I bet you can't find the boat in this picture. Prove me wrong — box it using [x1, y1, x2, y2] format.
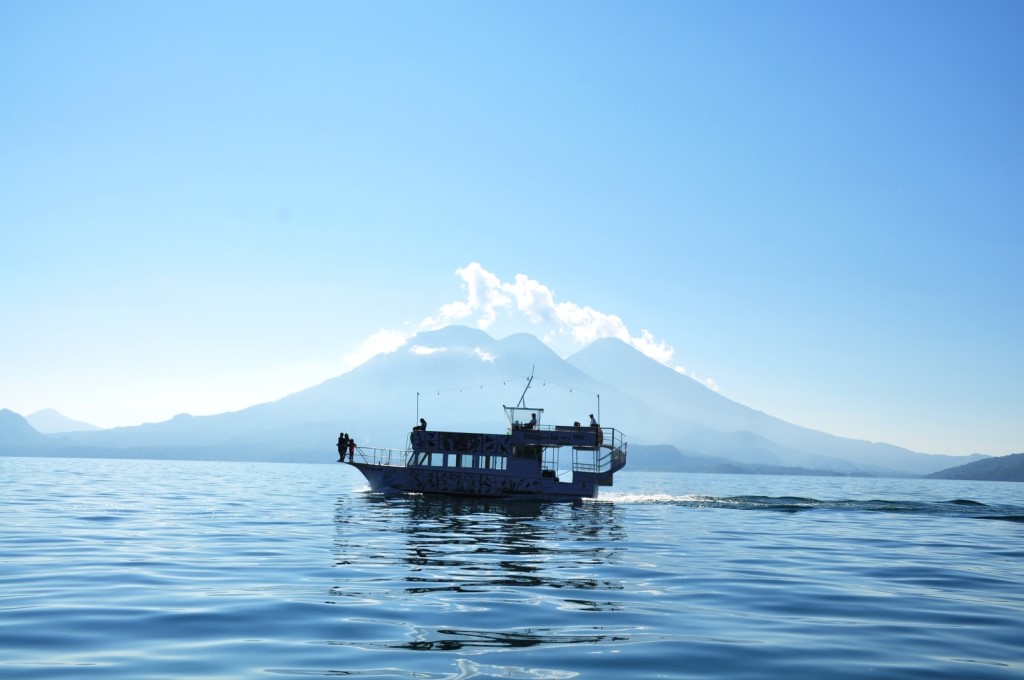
[337, 376, 627, 500]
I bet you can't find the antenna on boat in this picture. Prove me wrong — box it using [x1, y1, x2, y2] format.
[516, 367, 535, 408]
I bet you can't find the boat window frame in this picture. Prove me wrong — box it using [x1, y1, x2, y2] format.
[480, 454, 507, 471]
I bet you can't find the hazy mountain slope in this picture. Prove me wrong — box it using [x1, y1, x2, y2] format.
[59, 326, 630, 454]
[567, 337, 979, 475]
[26, 409, 100, 433]
[927, 452, 1024, 481]
[0, 409, 51, 446]
[66, 327, 822, 470]
[12, 325, 986, 475]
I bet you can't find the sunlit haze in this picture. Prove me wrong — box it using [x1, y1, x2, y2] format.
[2, 2, 1021, 456]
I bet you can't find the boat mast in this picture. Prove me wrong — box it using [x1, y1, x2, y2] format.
[516, 367, 535, 408]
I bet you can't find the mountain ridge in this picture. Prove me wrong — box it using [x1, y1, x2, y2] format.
[26, 408, 100, 434]
[926, 452, 1024, 482]
[566, 337, 981, 475]
[0, 326, 991, 475]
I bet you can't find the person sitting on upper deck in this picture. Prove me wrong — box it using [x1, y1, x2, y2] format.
[525, 413, 538, 429]
[412, 418, 427, 432]
[589, 413, 598, 427]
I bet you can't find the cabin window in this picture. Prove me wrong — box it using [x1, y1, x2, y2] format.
[456, 453, 474, 468]
[480, 455, 507, 471]
[512, 445, 541, 461]
[430, 452, 446, 467]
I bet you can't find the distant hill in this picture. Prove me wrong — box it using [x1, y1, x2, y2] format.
[0, 326, 993, 476]
[26, 409, 101, 433]
[927, 453, 1024, 482]
[0, 409, 51, 446]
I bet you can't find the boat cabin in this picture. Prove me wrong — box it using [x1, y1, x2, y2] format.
[341, 391, 626, 499]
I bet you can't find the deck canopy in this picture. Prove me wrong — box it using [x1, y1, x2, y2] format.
[504, 405, 544, 429]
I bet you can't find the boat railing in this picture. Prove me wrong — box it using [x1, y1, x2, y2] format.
[351, 446, 411, 467]
[572, 427, 627, 474]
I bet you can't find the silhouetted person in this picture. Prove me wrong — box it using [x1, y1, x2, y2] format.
[526, 413, 537, 429]
[348, 438, 357, 462]
[413, 418, 427, 431]
[589, 413, 598, 427]
[337, 432, 348, 462]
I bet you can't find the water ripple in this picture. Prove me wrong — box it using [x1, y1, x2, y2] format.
[601, 491, 1024, 520]
[2, 460, 1023, 679]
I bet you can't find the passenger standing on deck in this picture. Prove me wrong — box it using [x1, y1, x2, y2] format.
[590, 414, 604, 446]
[337, 432, 348, 462]
[348, 438, 357, 462]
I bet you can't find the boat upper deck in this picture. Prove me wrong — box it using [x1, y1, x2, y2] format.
[410, 423, 610, 452]
[351, 423, 627, 476]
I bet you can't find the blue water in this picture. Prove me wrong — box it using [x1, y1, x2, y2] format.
[2, 457, 1022, 679]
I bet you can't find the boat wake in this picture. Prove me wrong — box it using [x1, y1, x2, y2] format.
[597, 493, 1024, 522]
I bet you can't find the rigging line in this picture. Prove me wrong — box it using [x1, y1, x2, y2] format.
[417, 375, 599, 398]
[418, 375, 533, 396]
[532, 377, 600, 397]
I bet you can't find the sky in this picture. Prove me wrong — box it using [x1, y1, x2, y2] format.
[2, 1, 1022, 456]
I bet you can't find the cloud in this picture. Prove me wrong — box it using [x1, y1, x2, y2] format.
[345, 262, 718, 391]
[411, 345, 446, 356]
[342, 329, 408, 369]
[433, 265, 511, 329]
[474, 347, 496, 363]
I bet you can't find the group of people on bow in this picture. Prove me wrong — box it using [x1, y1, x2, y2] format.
[336, 432, 357, 462]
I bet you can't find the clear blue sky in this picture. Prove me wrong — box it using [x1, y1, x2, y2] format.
[2, 1, 1021, 456]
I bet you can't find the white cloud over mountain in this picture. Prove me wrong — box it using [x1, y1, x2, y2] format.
[343, 262, 719, 391]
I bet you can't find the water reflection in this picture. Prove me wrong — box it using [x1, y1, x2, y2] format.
[331, 493, 626, 622]
[328, 493, 630, 661]
[355, 626, 630, 651]
[332, 494, 626, 597]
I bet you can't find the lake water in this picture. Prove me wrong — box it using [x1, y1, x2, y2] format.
[2, 456, 1022, 679]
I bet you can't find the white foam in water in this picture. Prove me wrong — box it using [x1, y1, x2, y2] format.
[596, 492, 712, 504]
